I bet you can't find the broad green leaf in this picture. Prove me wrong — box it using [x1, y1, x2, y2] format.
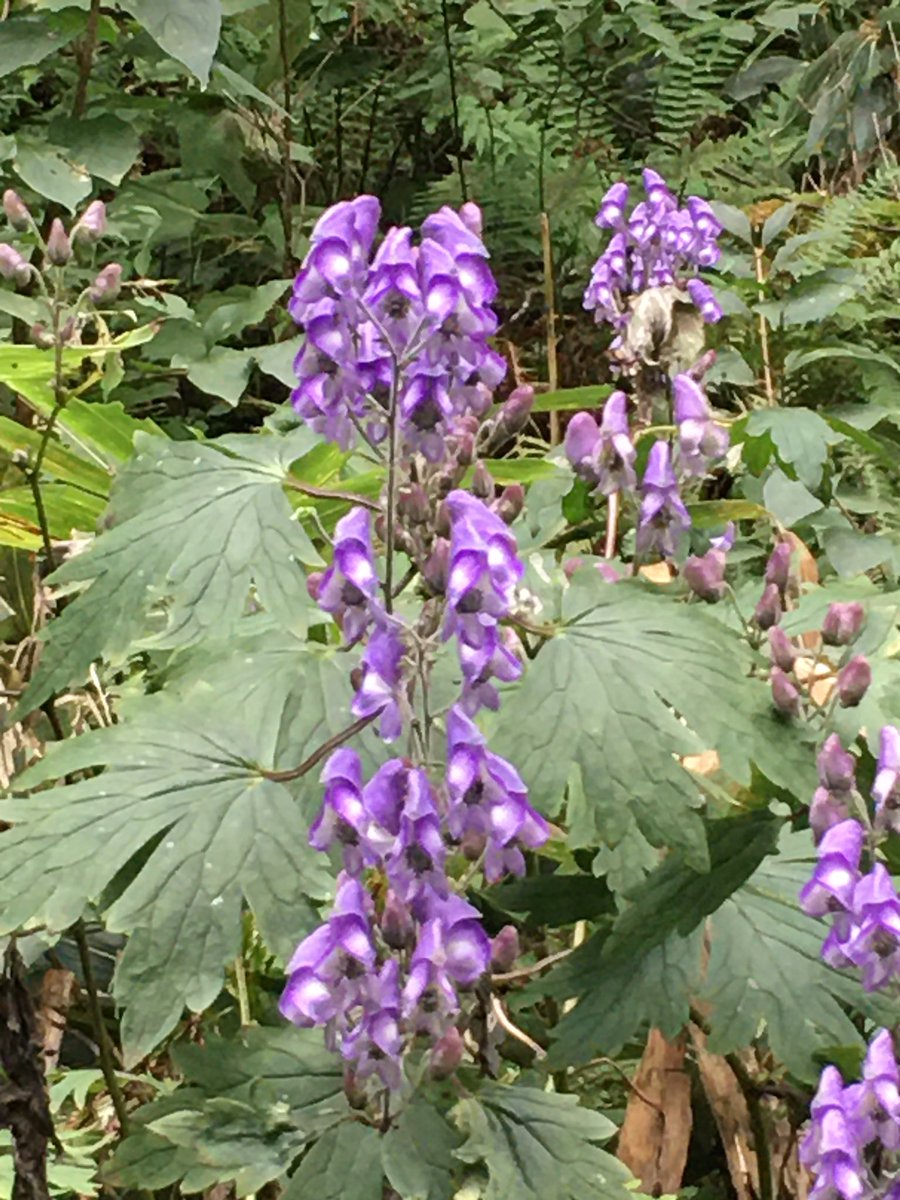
[482, 872, 614, 929]
[747, 407, 842, 488]
[1, 642, 357, 1061]
[382, 1101, 461, 1200]
[756, 280, 858, 327]
[0, 14, 76, 77]
[120, 0, 223, 85]
[531, 385, 613, 413]
[763, 468, 823, 527]
[176, 345, 254, 404]
[761, 201, 797, 246]
[0, 416, 110, 495]
[453, 1086, 633, 1200]
[102, 1131, 197, 1192]
[686, 499, 769, 528]
[48, 115, 141, 186]
[823, 528, 895, 577]
[284, 1123, 383, 1200]
[21, 427, 324, 712]
[200, 280, 292, 345]
[13, 138, 91, 211]
[490, 579, 814, 874]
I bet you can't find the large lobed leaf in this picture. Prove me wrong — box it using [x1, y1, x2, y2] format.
[490, 575, 815, 876]
[21, 427, 324, 713]
[0, 637, 369, 1063]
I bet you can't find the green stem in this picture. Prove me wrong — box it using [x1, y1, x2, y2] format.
[73, 922, 130, 1135]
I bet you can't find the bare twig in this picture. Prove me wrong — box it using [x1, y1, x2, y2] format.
[575, 1056, 666, 1115]
[490, 995, 546, 1059]
[752, 233, 776, 407]
[72, 0, 102, 119]
[441, 0, 467, 201]
[72, 922, 130, 1134]
[492, 946, 572, 983]
[259, 713, 377, 783]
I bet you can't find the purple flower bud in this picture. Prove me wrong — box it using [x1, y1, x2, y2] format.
[837, 656, 871, 708]
[46, 218, 71, 266]
[29, 322, 54, 349]
[771, 666, 801, 717]
[754, 583, 782, 630]
[495, 384, 534, 441]
[596, 561, 622, 584]
[494, 484, 524, 525]
[818, 735, 857, 793]
[458, 202, 483, 237]
[429, 1025, 465, 1079]
[3, 189, 30, 232]
[563, 557, 584, 579]
[88, 262, 122, 305]
[595, 181, 629, 228]
[423, 538, 450, 595]
[0, 243, 29, 287]
[873, 725, 900, 834]
[810, 786, 850, 843]
[398, 483, 430, 525]
[306, 571, 323, 603]
[822, 602, 865, 647]
[682, 548, 727, 602]
[381, 890, 415, 951]
[686, 278, 722, 323]
[74, 199, 107, 243]
[456, 431, 476, 468]
[765, 542, 793, 595]
[768, 626, 797, 672]
[490, 925, 520, 973]
[471, 461, 495, 500]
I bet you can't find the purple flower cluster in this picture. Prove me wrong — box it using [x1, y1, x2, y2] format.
[801, 1034, 900, 1200]
[289, 196, 505, 457]
[584, 169, 723, 331]
[800, 727, 900, 992]
[563, 373, 729, 566]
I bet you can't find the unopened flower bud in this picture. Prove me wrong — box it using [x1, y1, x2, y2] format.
[767, 626, 797, 672]
[46, 218, 71, 266]
[563, 557, 584, 580]
[471, 461, 494, 500]
[460, 829, 486, 861]
[423, 538, 450, 594]
[88, 262, 122, 304]
[810, 785, 849, 842]
[490, 926, 520, 973]
[494, 483, 524, 525]
[817, 734, 856, 793]
[456, 431, 476, 468]
[459, 201, 483, 236]
[597, 562, 621, 584]
[429, 1025, 464, 1080]
[837, 656, 871, 708]
[381, 890, 414, 951]
[306, 571, 323, 603]
[682, 548, 726, 602]
[3, 189, 30, 232]
[765, 542, 793, 595]
[30, 322, 54, 349]
[398, 482, 430, 525]
[496, 385, 535, 441]
[73, 199, 106, 243]
[822, 601, 865, 647]
[754, 583, 782, 630]
[343, 1068, 368, 1110]
[771, 666, 801, 717]
[0, 242, 28, 286]
[349, 666, 364, 693]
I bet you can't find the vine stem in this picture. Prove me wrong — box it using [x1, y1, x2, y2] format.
[73, 922, 130, 1135]
[283, 477, 381, 513]
[71, 0, 101, 118]
[259, 713, 376, 782]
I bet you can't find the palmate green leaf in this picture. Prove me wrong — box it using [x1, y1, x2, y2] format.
[490, 577, 815, 876]
[453, 1086, 634, 1200]
[746, 407, 843, 489]
[21, 427, 324, 713]
[0, 640, 362, 1063]
[284, 1123, 383, 1200]
[382, 1101, 461, 1200]
[544, 835, 887, 1079]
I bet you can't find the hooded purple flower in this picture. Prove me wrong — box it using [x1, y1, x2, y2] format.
[443, 490, 523, 652]
[340, 959, 405, 1093]
[445, 706, 549, 882]
[565, 392, 637, 496]
[280, 875, 376, 1030]
[636, 441, 691, 560]
[351, 622, 406, 741]
[595, 181, 629, 228]
[800, 819, 864, 918]
[317, 507, 380, 644]
[845, 864, 900, 991]
[873, 725, 900, 835]
[686, 278, 722, 323]
[860, 1028, 900, 1149]
[811, 737, 856, 841]
[363, 762, 448, 914]
[673, 374, 729, 477]
[402, 894, 490, 1029]
[309, 749, 370, 873]
[458, 624, 522, 715]
[801, 1067, 868, 1200]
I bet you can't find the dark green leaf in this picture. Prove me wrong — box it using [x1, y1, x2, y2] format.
[747, 408, 842, 488]
[763, 468, 823, 527]
[13, 138, 91, 210]
[482, 873, 613, 928]
[0, 14, 76, 77]
[284, 1123, 383, 1200]
[48, 115, 140, 185]
[454, 1086, 633, 1200]
[382, 1101, 461, 1200]
[531, 385, 612, 413]
[120, 0, 223, 84]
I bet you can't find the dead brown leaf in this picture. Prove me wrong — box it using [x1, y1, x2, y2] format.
[616, 1028, 693, 1194]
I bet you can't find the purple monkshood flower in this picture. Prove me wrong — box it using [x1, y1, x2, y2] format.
[874, 725, 900, 835]
[636, 441, 691, 560]
[318, 507, 380, 644]
[810, 736, 858, 842]
[458, 624, 522, 716]
[443, 490, 524, 657]
[673, 374, 729, 477]
[801, 1066, 868, 1200]
[584, 171, 722, 330]
[823, 602, 866, 647]
[860, 1028, 900, 1148]
[445, 706, 549, 883]
[800, 819, 865, 919]
[682, 522, 735, 602]
[402, 894, 490, 1032]
[340, 959, 405, 1093]
[309, 749, 370, 873]
[280, 875, 376, 1031]
[564, 391, 637, 496]
[351, 621, 406, 741]
[845, 863, 900, 991]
